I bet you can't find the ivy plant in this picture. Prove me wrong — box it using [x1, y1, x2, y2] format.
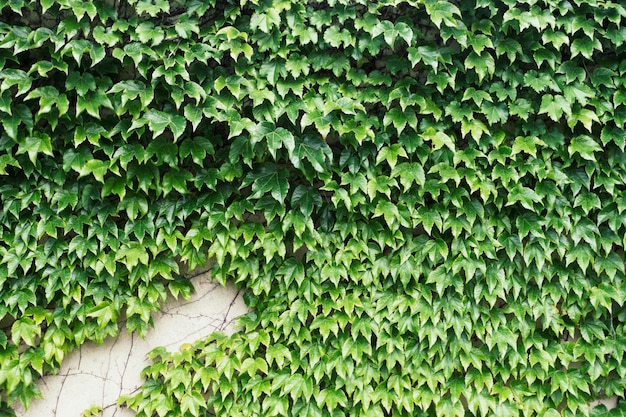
[2, 0, 626, 416]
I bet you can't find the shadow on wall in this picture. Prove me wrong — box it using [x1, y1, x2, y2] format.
[14, 272, 248, 417]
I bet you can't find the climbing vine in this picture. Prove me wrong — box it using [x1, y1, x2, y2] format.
[1, 0, 626, 416]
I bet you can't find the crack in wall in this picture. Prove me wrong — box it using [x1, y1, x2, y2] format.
[14, 273, 248, 417]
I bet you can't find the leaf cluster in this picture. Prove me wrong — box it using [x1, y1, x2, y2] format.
[1, 0, 626, 416]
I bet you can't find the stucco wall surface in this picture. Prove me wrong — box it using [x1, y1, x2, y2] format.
[14, 272, 247, 417]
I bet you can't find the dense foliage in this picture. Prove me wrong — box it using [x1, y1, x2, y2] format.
[2, 0, 626, 415]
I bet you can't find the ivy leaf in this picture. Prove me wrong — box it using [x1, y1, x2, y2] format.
[563, 83, 594, 106]
[460, 118, 489, 142]
[324, 26, 353, 48]
[77, 159, 110, 183]
[65, 71, 96, 96]
[250, 9, 281, 34]
[291, 185, 322, 217]
[574, 192, 601, 215]
[301, 108, 331, 139]
[265, 127, 295, 159]
[507, 184, 542, 210]
[571, 36, 602, 60]
[395, 22, 414, 45]
[567, 108, 600, 132]
[383, 107, 410, 135]
[162, 169, 192, 195]
[1, 69, 32, 96]
[132, 110, 187, 141]
[464, 51, 495, 81]
[24, 86, 59, 116]
[136, 22, 164, 45]
[11, 318, 40, 346]
[136, 0, 170, 17]
[285, 54, 311, 78]
[179, 137, 214, 165]
[76, 90, 114, 119]
[376, 144, 407, 169]
[16, 133, 53, 164]
[408, 45, 449, 72]
[426, 1, 461, 28]
[422, 126, 455, 151]
[538, 94, 572, 121]
[482, 101, 509, 124]
[290, 135, 332, 174]
[508, 98, 532, 120]
[180, 391, 205, 417]
[374, 200, 400, 228]
[512, 136, 545, 158]
[468, 33, 493, 54]
[495, 38, 522, 64]
[183, 104, 203, 131]
[391, 162, 426, 191]
[242, 163, 290, 203]
[568, 135, 602, 161]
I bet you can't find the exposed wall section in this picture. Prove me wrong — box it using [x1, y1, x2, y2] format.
[14, 273, 247, 417]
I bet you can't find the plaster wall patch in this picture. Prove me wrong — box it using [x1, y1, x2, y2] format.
[15, 273, 247, 417]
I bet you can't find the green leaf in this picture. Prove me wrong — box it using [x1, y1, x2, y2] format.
[136, 22, 165, 45]
[290, 135, 332, 174]
[291, 185, 322, 217]
[324, 26, 354, 48]
[76, 90, 114, 119]
[179, 137, 214, 165]
[464, 51, 495, 81]
[511, 136, 545, 158]
[391, 162, 425, 191]
[0, 69, 32, 96]
[563, 83, 594, 106]
[184, 104, 203, 131]
[180, 391, 205, 417]
[383, 107, 411, 135]
[508, 98, 532, 120]
[482, 101, 509, 124]
[242, 163, 290, 203]
[538, 94, 572, 122]
[118, 242, 150, 270]
[568, 135, 602, 161]
[132, 110, 187, 141]
[11, 317, 40, 346]
[25, 86, 59, 116]
[468, 33, 493, 54]
[119, 196, 149, 221]
[65, 71, 96, 96]
[162, 169, 192, 195]
[567, 108, 600, 132]
[460, 118, 489, 142]
[265, 127, 295, 159]
[374, 200, 400, 228]
[16, 133, 53, 164]
[574, 192, 601, 215]
[376, 144, 407, 169]
[507, 184, 542, 210]
[422, 126, 455, 151]
[408, 45, 450, 72]
[571, 36, 602, 60]
[87, 301, 119, 327]
[136, 0, 170, 17]
[285, 54, 311, 78]
[426, 1, 461, 28]
[495, 38, 522, 64]
[250, 9, 281, 33]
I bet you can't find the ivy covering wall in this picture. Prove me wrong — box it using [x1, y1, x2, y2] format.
[1, 0, 626, 415]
